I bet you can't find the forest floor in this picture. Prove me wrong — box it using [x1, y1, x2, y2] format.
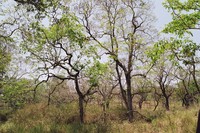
[0, 101, 199, 133]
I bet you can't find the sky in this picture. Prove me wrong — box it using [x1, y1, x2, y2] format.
[154, 0, 172, 30]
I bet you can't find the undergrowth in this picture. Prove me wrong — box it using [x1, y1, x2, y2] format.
[0, 102, 199, 133]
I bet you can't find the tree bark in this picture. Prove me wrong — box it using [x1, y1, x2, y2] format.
[153, 99, 159, 111]
[164, 95, 170, 111]
[138, 98, 143, 109]
[74, 76, 84, 123]
[125, 73, 133, 121]
[191, 63, 200, 93]
[160, 82, 170, 111]
[79, 95, 84, 123]
[116, 63, 128, 109]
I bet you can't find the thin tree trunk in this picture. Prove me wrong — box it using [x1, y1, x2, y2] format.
[74, 77, 84, 123]
[160, 83, 170, 111]
[164, 96, 170, 111]
[153, 100, 159, 111]
[182, 80, 189, 94]
[116, 63, 128, 108]
[126, 73, 133, 122]
[33, 89, 37, 102]
[102, 98, 107, 122]
[79, 96, 84, 123]
[191, 60, 200, 93]
[139, 98, 143, 110]
[47, 94, 51, 106]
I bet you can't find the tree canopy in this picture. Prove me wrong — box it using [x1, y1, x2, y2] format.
[163, 0, 200, 36]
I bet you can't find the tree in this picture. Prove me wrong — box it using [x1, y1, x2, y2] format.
[87, 61, 118, 121]
[132, 77, 151, 110]
[151, 38, 200, 94]
[14, 0, 53, 12]
[45, 77, 70, 106]
[154, 64, 175, 110]
[20, 12, 99, 123]
[163, 0, 200, 37]
[148, 37, 200, 110]
[174, 65, 200, 108]
[0, 1, 33, 108]
[0, 0, 100, 123]
[75, 0, 156, 122]
[148, 45, 176, 110]
[162, 0, 200, 94]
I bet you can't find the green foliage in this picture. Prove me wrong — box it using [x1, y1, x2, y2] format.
[147, 39, 176, 64]
[42, 14, 86, 47]
[0, 44, 11, 103]
[188, 80, 200, 93]
[24, 13, 86, 53]
[0, 46, 11, 79]
[147, 40, 167, 63]
[20, 12, 91, 79]
[148, 37, 199, 66]
[14, 0, 60, 12]
[163, 0, 200, 36]
[86, 61, 109, 87]
[2, 78, 33, 109]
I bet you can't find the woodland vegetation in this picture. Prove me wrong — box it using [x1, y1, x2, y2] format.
[0, 0, 200, 132]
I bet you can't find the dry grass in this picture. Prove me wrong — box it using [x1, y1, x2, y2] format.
[0, 101, 199, 133]
[111, 104, 199, 133]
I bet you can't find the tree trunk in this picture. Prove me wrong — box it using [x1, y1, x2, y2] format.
[102, 100, 107, 122]
[164, 96, 170, 111]
[116, 63, 128, 108]
[126, 73, 133, 122]
[74, 77, 84, 123]
[192, 62, 200, 93]
[106, 101, 109, 109]
[182, 80, 189, 94]
[153, 99, 159, 111]
[47, 94, 51, 106]
[138, 94, 147, 110]
[33, 88, 37, 102]
[79, 96, 84, 123]
[139, 99, 143, 109]
[160, 83, 170, 111]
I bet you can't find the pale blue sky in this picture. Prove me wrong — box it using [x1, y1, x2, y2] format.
[154, 0, 172, 30]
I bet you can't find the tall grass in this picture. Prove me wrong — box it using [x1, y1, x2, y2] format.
[0, 102, 199, 133]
